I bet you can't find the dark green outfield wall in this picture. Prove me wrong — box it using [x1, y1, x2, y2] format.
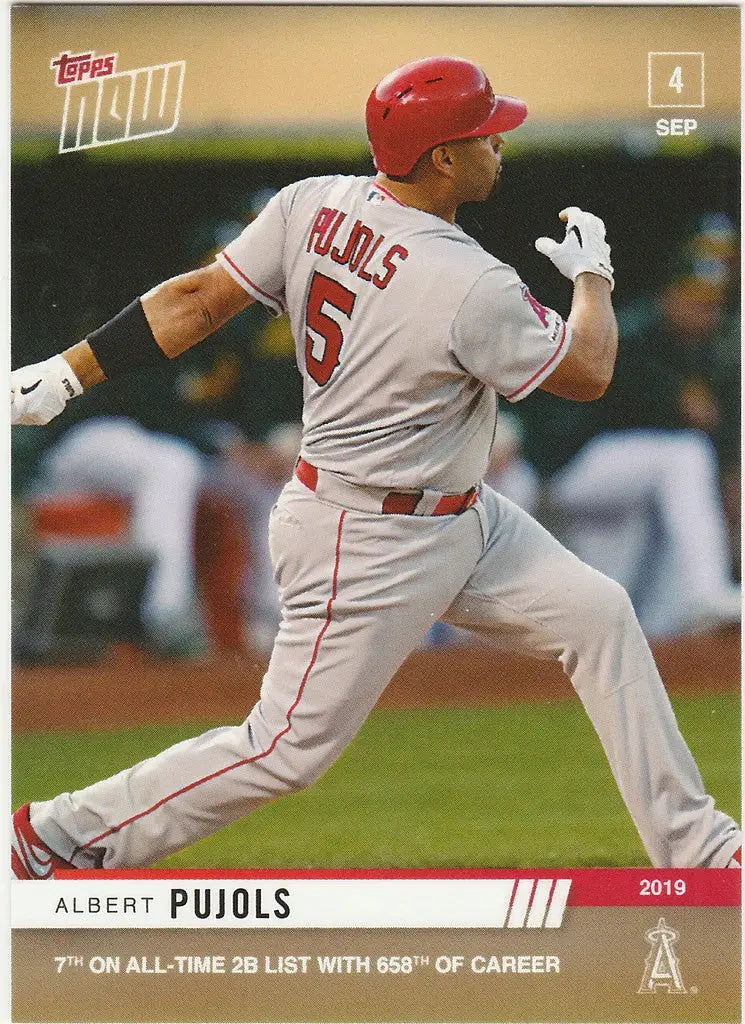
[13, 147, 739, 357]
[11, 147, 740, 484]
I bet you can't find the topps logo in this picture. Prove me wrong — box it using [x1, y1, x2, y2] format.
[50, 50, 117, 86]
[50, 50, 186, 154]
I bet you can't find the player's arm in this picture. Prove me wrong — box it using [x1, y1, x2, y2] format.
[11, 263, 253, 426]
[540, 273, 617, 401]
[534, 207, 618, 402]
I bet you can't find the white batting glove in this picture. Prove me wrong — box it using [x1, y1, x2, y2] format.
[11, 355, 83, 426]
[535, 207, 614, 290]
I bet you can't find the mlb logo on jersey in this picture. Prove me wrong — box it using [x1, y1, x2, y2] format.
[366, 190, 386, 205]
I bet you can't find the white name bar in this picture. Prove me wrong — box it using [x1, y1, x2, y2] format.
[12, 878, 571, 929]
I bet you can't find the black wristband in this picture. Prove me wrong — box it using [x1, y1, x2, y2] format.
[86, 298, 168, 379]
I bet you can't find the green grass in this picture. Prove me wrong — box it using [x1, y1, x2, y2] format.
[12, 695, 740, 868]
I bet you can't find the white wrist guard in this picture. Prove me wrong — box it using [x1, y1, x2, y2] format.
[11, 354, 83, 426]
[535, 206, 614, 290]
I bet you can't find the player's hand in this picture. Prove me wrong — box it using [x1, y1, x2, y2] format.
[535, 207, 614, 290]
[11, 355, 83, 425]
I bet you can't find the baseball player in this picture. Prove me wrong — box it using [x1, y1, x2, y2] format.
[11, 57, 741, 875]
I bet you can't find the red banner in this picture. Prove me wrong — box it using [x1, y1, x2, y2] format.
[57, 867, 740, 906]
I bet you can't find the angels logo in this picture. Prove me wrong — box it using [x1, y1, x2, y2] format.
[50, 50, 185, 154]
[638, 917, 687, 994]
[520, 284, 550, 328]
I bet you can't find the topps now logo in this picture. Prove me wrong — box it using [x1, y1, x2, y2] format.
[50, 50, 186, 154]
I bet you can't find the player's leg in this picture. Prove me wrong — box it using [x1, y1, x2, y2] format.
[27, 480, 484, 868]
[127, 430, 204, 640]
[550, 431, 666, 622]
[640, 431, 740, 631]
[443, 484, 741, 868]
[551, 429, 740, 634]
[198, 457, 285, 652]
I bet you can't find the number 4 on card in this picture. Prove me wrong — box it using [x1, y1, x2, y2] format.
[648, 52, 705, 108]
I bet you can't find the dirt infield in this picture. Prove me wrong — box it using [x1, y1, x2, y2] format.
[12, 631, 740, 734]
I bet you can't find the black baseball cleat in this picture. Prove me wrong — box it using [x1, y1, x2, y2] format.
[11, 803, 76, 879]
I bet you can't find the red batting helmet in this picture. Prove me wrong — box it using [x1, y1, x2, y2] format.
[366, 56, 528, 177]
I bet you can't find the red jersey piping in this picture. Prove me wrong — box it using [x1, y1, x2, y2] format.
[505, 322, 568, 401]
[219, 251, 283, 308]
[78, 511, 347, 854]
[371, 183, 408, 207]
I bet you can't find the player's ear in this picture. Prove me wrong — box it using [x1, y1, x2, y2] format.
[430, 144, 455, 177]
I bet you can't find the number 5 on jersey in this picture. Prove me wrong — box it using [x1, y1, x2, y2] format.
[305, 272, 356, 385]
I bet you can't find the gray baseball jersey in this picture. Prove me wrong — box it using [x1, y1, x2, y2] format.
[217, 176, 569, 492]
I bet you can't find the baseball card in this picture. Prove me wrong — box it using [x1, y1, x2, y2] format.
[9, 3, 741, 1023]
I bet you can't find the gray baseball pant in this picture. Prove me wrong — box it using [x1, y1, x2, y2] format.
[31, 479, 741, 868]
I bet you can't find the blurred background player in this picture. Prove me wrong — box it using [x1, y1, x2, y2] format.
[544, 230, 740, 637]
[13, 196, 303, 657]
[31, 416, 206, 653]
